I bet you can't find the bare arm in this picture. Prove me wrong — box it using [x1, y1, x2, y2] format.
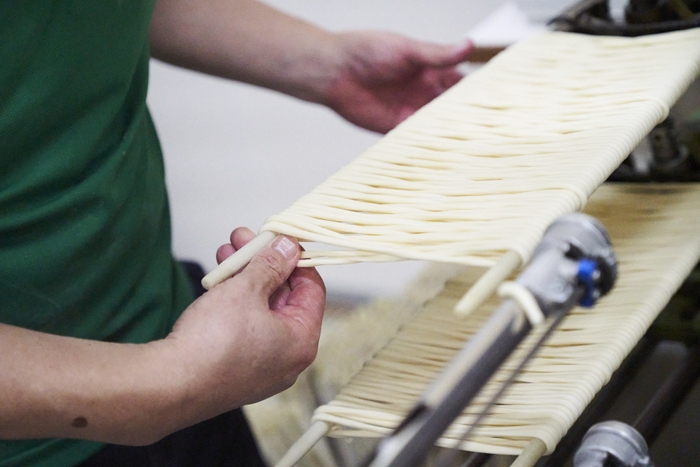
[149, 0, 473, 133]
[0, 234, 325, 445]
[0, 325, 183, 444]
[149, 0, 340, 103]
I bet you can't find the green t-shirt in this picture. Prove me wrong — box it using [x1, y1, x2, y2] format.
[0, 1, 195, 465]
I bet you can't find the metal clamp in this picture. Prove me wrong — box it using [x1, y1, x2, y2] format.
[574, 421, 654, 467]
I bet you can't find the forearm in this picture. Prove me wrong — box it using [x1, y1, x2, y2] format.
[149, 0, 341, 104]
[0, 323, 197, 445]
[0, 233, 325, 445]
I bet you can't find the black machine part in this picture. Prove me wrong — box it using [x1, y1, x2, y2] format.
[550, 0, 700, 36]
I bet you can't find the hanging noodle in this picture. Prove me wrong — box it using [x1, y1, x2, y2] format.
[259, 29, 700, 268]
[310, 184, 700, 455]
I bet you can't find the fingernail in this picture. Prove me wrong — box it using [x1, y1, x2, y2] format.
[272, 235, 297, 259]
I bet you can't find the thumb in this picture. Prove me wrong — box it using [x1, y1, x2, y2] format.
[411, 38, 473, 68]
[237, 235, 300, 298]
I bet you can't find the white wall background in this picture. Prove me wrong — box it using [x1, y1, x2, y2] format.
[147, 1, 517, 300]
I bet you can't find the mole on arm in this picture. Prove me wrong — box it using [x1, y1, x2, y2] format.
[71, 416, 88, 428]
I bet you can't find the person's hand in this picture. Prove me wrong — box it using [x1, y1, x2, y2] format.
[0, 228, 324, 444]
[325, 31, 473, 133]
[150, 0, 470, 134]
[165, 227, 326, 425]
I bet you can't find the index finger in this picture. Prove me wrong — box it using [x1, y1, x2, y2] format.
[279, 265, 326, 329]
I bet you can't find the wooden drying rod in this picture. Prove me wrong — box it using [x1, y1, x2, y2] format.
[468, 46, 506, 63]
